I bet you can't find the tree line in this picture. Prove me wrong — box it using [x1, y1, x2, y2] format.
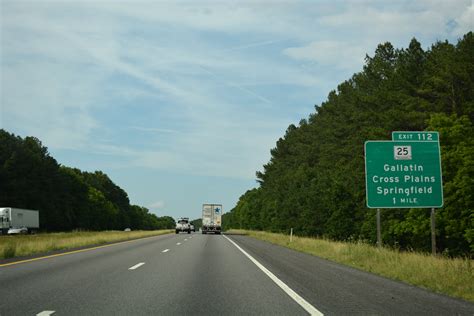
[191, 218, 202, 230]
[0, 130, 175, 231]
[223, 32, 473, 257]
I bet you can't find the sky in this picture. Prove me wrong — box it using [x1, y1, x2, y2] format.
[1, 0, 472, 221]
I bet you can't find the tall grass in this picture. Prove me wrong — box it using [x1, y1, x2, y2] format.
[229, 230, 474, 302]
[0, 230, 173, 260]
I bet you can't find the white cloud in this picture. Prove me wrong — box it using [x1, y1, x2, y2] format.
[131, 150, 188, 171]
[149, 200, 165, 210]
[1, 60, 102, 149]
[130, 126, 180, 134]
[283, 41, 367, 71]
[315, 1, 470, 48]
[98, 2, 312, 39]
[452, 2, 474, 36]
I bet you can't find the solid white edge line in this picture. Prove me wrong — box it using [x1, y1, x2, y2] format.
[223, 235, 323, 316]
[36, 311, 55, 316]
[128, 262, 145, 270]
[162, 249, 170, 253]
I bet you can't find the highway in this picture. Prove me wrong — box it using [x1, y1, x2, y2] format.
[0, 232, 473, 315]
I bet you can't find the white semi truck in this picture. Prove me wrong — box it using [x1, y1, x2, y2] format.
[0, 207, 40, 234]
[202, 204, 222, 234]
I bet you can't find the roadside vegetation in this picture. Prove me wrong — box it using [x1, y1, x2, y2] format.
[0, 131, 176, 232]
[228, 229, 474, 302]
[223, 33, 474, 257]
[0, 230, 172, 260]
[191, 218, 202, 231]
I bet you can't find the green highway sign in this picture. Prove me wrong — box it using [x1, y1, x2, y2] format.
[365, 141, 443, 208]
[392, 131, 439, 142]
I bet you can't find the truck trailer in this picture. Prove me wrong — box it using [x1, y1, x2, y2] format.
[202, 204, 222, 234]
[0, 207, 40, 234]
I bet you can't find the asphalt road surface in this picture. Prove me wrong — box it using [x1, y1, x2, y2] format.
[0, 232, 473, 315]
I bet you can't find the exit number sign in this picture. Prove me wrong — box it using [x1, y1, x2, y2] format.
[392, 131, 439, 141]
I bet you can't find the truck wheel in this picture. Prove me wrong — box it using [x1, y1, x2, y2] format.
[202, 231, 206, 234]
[188, 230, 191, 234]
[175, 230, 179, 234]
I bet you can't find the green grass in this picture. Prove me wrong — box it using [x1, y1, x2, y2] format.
[227, 229, 474, 302]
[0, 230, 173, 259]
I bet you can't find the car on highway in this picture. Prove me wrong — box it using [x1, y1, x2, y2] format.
[7, 226, 28, 235]
[175, 217, 191, 234]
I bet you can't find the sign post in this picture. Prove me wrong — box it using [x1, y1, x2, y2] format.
[431, 208, 436, 255]
[365, 132, 443, 254]
[376, 209, 381, 248]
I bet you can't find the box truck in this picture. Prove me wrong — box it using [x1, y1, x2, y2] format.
[0, 207, 39, 234]
[202, 204, 222, 234]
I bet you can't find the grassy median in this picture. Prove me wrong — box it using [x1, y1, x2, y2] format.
[0, 230, 173, 260]
[227, 229, 474, 302]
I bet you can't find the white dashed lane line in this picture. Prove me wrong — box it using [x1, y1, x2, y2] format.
[37, 311, 55, 316]
[128, 262, 145, 270]
[162, 249, 170, 253]
[176, 242, 181, 245]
